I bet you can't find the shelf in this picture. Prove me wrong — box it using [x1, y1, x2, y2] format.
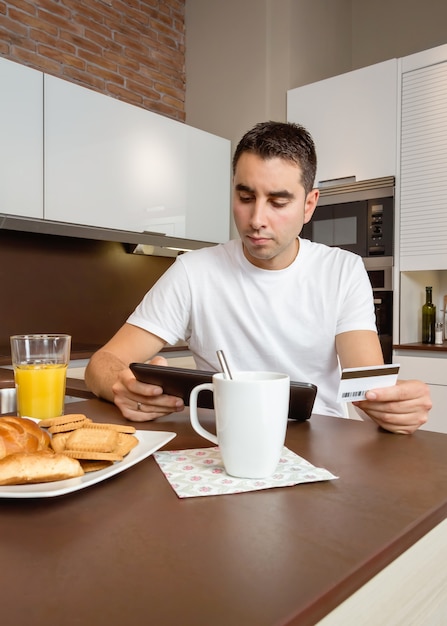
[394, 343, 447, 353]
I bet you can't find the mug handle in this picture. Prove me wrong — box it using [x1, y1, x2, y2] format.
[189, 383, 218, 444]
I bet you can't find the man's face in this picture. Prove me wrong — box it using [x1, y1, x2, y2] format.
[232, 153, 319, 270]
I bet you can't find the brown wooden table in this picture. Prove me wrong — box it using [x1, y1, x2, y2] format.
[2, 398, 447, 625]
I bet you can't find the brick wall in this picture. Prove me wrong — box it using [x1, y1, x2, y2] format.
[0, 0, 185, 121]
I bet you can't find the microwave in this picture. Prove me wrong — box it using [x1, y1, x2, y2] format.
[301, 178, 394, 259]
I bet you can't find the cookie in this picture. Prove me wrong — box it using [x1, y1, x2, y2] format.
[44, 416, 140, 472]
[66, 428, 119, 453]
[48, 418, 91, 434]
[84, 423, 136, 434]
[39, 414, 88, 428]
[115, 433, 139, 456]
[64, 450, 123, 462]
[79, 459, 114, 473]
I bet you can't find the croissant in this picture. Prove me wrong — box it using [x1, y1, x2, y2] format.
[0, 416, 51, 459]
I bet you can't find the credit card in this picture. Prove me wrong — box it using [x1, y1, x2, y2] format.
[337, 364, 400, 402]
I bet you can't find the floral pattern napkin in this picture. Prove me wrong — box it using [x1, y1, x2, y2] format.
[153, 446, 338, 498]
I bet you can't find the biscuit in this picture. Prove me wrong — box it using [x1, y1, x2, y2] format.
[115, 433, 139, 456]
[66, 428, 119, 453]
[39, 414, 88, 428]
[43, 417, 141, 473]
[84, 423, 136, 434]
[64, 450, 123, 462]
[79, 459, 114, 473]
[49, 418, 91, 434]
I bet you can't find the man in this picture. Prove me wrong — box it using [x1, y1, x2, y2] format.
[85, 121, 431, 434]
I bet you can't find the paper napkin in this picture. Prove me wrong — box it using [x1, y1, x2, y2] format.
[153, 446, 338, 498]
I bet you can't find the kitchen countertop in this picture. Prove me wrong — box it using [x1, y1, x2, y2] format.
[0, 344, 100, 366]
[0, 344, 191, 394]
[394, 342, 447, 352]
[1, 398, 447, 625]
[0, 343, 190, 367]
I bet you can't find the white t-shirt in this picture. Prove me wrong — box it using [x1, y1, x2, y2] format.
[127, 238, 376, 417]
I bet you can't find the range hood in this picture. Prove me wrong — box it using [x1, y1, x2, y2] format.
[0, 214, 217, 256]
[317, 176, 395, 206]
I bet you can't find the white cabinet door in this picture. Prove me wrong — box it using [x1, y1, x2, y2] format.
[44, 75, 230, 242]
[287, 59, 398, 185]
[0, 57, 43, 218]
[44, 74, 187, 234]
[423, 385, 447, 435]
[394, 352, 447, 433]
[184, 124, 231, 243]
[399, 47, 447, 271]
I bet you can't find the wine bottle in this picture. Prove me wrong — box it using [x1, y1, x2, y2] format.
[422, 286, 436, 344]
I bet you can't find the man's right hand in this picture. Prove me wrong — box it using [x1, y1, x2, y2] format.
[111, 355, 185, 422]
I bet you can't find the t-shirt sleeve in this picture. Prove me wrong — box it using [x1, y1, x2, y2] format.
[335, 255, 377, 335]
[126, 258, 192, 346]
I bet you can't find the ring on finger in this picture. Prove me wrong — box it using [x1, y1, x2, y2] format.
[137, 401, 142, 411]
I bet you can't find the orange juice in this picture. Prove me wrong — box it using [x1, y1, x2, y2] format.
[14, 363, 67, 419]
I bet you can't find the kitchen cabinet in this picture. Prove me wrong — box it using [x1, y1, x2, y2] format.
[44, 75, 230, 243]
[393, 351, 447, 434]
[398, 44, 447, 271]
[287, 59, 398, 185]
[0, 56, 43, 218]
[394, 44, 447, 345]
[184, 124, 231, 243]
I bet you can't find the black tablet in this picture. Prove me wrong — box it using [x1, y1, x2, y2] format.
[130, 363, 317, 422]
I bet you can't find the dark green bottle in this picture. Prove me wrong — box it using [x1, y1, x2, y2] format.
[422, 286, 436, 344]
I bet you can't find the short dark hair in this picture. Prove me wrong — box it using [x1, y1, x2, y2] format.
[232, 121, 317, 195]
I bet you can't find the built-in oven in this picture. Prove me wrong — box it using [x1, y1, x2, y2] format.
[302, 176, 395, 259]
[302, 177, 395, 363]
[363, 257, 393, 364]
[373, 290, 393, 364]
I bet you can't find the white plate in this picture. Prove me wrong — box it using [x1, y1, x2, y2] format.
[0, 429, 176, 499]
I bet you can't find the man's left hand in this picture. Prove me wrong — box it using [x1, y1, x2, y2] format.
[353, 379, 432, 434]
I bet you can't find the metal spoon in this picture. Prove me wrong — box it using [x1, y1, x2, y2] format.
[216, 349, 233, 380]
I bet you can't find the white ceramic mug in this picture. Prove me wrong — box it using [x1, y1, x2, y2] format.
[189, 371, 290, 479]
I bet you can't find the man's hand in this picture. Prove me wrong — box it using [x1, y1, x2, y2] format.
[353, 379, 432, 434]
[112, 355, 184, 422]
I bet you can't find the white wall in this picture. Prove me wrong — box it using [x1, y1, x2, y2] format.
[289, 0, 352, 87]
[185, 0, 447, 237]
[185, 0, 270, 149]
[185, 0, 351, 147]
[351, 0, 447, 69]
[186, 0, 447, 142]
[185, 0, 351, 236]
